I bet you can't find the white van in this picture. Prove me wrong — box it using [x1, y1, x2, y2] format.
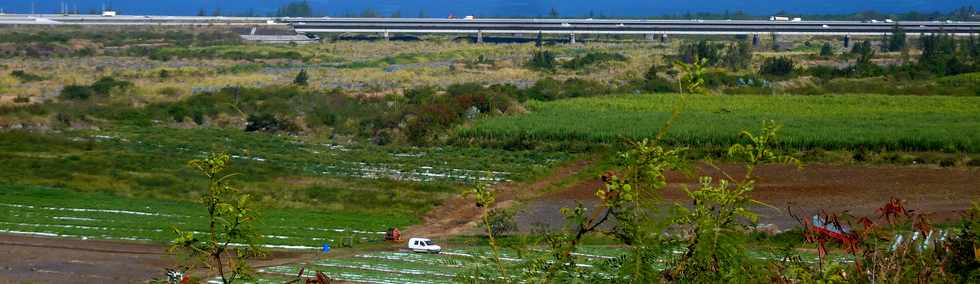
[407, 238, 441, 253]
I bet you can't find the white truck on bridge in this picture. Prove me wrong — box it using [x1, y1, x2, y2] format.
[770, 16, 803, 22]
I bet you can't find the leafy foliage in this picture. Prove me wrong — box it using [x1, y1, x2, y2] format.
[170, 153, 265, 284]
[245, 113, 301, 133]
[560, 52, 628, 70]
[679, 40, 724, 66]
[59, 77, 133, 101]
[820, 42, 835, 57]
[293, 69, 309, 86]
[886, 24, 908, 52]
[635, 64, 677, 93]
[526, 50, 557, 71]
[722, 41, 753, 71]
[759, 57, 795, 76]
[675, 58, 707, 94]
[9, 70, 44, 82]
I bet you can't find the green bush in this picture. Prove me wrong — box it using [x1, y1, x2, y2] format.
[293, 69, 309, 86]
[404, 85, 439, 104]
[10, 70, 44, 82]
[485, 208, 518, 236]
[679, 40, 724, 65]
[722, 41, 753, 70]
[819, 42, 835, 57]
[59, 77, 133, 101]
[526, 50, 557, 71]
[759, 57, 795, 76]
[526, 78, 563, 101]
[90, 77, 133, 95]
[60, 85, 95, 101]
[245, 113, 301, 133]
[561, 52, 627, 70]
[526, 78, 611, 101]
[634, 64, 677, 93]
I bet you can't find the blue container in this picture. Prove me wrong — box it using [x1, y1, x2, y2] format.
[322, 243, 331, 253]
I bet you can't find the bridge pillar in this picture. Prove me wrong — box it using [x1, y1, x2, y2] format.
[570, 33, 577, 44]
[844, 34, 850, 48]
[476, 31, 483, 44]
[646, 33, 656, 41]
[752, 34, 760, 47]
[383, 31, 390, 41]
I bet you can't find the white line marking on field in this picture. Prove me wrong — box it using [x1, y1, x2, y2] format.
[52, 216, 99, 221]
[0, 203, 182, 217]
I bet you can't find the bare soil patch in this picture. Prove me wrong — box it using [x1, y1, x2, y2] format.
[518, 163, 980, 231]
[0, 234, 310, 283]
[405, 159, 594, 237]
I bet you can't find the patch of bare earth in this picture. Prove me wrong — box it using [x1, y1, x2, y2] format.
[405, 159, 594, 237]
[0, 234, 310, 283]
[518, 163, 980, 231]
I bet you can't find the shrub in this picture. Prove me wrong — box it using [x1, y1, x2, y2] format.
[526, 50, 557, 71]
[679, 40, 724, 65]
[485, 208, 518, 236]
[636, 64, 677, 93]
[310, 105, 338, 127]
[60, 85, 95, 101]
[157, 87, 182, 97]
[10, 70, 44, 82]
[293, 69, 309, 86]
[722, 41, 753, 70]
[526, 78, 563, 101]
[759, 57, 795, 76]
[887, 24, 907, 52]
[245, 113, 299, 133]
[807, 65, 844, 80]
[89, 77, 133, 95]
[13, 96, 30, 103]
[246, 113, 279, 132]
[404, 85, 438, 104]
[851, 41, 876, 65]
[561, 52, 627, 70]
[561, 78, 609, 98]
[819, 42, 835, 57]
[946, 203, 980, 281]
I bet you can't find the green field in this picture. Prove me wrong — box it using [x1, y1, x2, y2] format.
[0, 185, 401, 247]
[0, 126, 569, 213]
[254, 245, 831, 283]
[459, 94, 980, 152]
[259, 247, 624, 283]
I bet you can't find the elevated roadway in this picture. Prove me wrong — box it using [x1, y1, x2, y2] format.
[288, 18, 980, 36]
[1, 14, 977, 36]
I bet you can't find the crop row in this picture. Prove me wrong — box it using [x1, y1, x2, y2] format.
[460, 94, 980, 152]
[0, 185, 396, 247]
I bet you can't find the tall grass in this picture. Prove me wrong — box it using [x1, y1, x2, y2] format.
[460, 94, 980, 152]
